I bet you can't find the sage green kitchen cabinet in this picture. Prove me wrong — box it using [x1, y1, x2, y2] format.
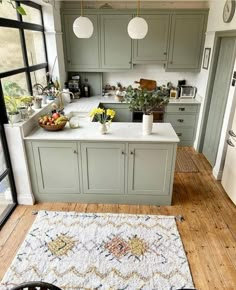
[164, 103, 200, 146]
[63, 14, 100, 70]
[128, 143, 174, 195]
[100, 15, 132, 69]
[29, 141, 81, 196]
[81, 142, 125, 194]
[133, 15, 170, 63]
[166, 14, 206, 71]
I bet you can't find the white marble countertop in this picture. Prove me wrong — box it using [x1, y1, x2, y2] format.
[24, 121, 179, 143]
[64, 95, 201, 114]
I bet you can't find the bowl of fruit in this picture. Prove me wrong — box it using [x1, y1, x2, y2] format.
[38, 112, 68, 131]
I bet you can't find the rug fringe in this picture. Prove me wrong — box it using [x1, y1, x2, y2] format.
[175, 215, 185, 222]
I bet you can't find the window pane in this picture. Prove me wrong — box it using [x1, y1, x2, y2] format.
[25, 31, 46, 65]
[2, 73, 28, 97]
[31, 69, 47, 88]
[0, 1, 17, 20]
[21, 4, 42, 25]
[0, 138, 7, 176]
[0, 28, 24, 73]
[0, 176, 13, 217]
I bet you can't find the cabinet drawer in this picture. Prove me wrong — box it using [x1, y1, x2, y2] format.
[173, 127, 195, 141]
[164, 114, 196, 127]
[166, 104, 198, 113]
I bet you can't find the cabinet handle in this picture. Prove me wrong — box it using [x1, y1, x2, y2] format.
[179, 107, 185, 111]
[229, 130, 236, 137]
[176, 133, 182, 137]
[163, 52, 167, 55]
[129, 60, 132, 64]
[177, 119, 184, 123]
[121, 151, 125, 155]
[73, 150, 77, 154]
[227, 139, 235, 147]
[130, 151, 134, 155]
[68, 59, 71, 63]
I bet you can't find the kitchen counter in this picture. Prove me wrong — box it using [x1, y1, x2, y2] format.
[24, 121, 179, 143]
[63, 95, 201, 114]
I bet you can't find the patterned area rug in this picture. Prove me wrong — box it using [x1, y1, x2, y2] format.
[1, 211, 194, 290]
[175, 150, 199, 173]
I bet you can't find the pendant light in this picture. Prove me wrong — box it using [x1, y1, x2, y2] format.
[73, 0, 94, 38]
[127, 0, 148, 39]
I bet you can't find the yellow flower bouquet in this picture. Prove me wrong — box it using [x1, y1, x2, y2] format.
[90, 108, 116, 124]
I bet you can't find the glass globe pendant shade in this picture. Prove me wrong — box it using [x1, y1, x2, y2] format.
[127, 16, 148, 39]
[73, 16, 94, 38]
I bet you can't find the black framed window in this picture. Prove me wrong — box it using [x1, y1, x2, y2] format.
[0, 1, 48, 227]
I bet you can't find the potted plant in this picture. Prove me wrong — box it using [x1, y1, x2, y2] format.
[4, 95, 21, 124]
[89, 108, 116, 134]
[124, 85, 169, 135]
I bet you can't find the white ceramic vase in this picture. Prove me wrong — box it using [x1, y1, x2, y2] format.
[142, 114, 153, 135]
[99, 123, 108, 134]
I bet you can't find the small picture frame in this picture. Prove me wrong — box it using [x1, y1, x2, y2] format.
[202, 48, 211, 70]
[170, 89, 178, 99]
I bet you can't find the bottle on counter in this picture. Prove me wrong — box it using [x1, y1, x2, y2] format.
[83, 82, 90, 97]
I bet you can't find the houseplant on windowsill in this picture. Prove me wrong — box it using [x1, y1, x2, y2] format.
[89, 108, 116, 134]
[4, 95, 21, 124]
[124, 85, 169, 135]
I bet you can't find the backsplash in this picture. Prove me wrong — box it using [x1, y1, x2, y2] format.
[102, 64, 199, 88]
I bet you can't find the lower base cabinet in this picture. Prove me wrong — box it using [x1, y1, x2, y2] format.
[26, 141, 177, 205]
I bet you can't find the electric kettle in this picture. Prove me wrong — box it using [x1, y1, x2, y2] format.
[61, 89, 75, 105]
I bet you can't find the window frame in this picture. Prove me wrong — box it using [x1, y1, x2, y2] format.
[0, 0, 49, 124]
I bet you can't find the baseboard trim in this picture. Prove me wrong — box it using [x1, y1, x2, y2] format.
[17, 194, 35, 205]
[213, 167, 223, 180]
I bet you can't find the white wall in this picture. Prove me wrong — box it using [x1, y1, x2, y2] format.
[103, 64, 198, 88]
[193, 0, 236, 180]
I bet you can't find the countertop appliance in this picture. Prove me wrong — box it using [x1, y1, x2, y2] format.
[68, 79, 81, 99]
[180, 86, 197, 99]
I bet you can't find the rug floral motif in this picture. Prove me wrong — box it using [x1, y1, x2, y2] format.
[0, 211, 194, 290]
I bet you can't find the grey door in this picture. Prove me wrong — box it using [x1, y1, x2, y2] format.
[32, 142, 80, 194]
[133, 15, 170, 63]
[100, 15, 132, 69]
[128, 143, 174, 195]
[63, 14, 100, 70]
[203, 37, 236, 166]
[81, 142, 125, 194]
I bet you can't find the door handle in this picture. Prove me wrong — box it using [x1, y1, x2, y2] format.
[229, 130, 236, 137]
[227, 139, 235, 147]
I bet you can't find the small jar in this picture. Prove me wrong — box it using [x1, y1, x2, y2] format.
[69, 116, 80, 128]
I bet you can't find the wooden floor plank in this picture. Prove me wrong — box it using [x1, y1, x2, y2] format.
[0, 148, 235, 289]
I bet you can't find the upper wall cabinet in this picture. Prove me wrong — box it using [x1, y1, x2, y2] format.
[166, 14, 206, 71]
[101, 15, 132, 69]
[63, 15, 100, 70]
[133, 15, 170, 64]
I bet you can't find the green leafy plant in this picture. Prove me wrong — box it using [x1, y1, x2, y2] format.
[2, 81, 26, 97]
[0, 0, 26, 15]
[124, 86, 169, 115]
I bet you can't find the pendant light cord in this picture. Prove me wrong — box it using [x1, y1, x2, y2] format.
[137, 0, 140, 17]
[81, 0, 83, 16]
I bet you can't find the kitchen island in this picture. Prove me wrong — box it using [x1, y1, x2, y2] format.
[25, 121, 179, 205]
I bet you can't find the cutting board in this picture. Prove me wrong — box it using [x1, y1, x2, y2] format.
[135, 79, 157, 91]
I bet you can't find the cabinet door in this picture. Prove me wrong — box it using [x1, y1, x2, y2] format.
[101, 103, 133, 122]
[167, 14, 205, 71]
[100, 15, 132, 69]
[63, 14, 100, 70]
[81, 143, 125, 194]
[32, 142, 80, 194]
[128, 143, 174, 195]
[133, 15, 170, 63]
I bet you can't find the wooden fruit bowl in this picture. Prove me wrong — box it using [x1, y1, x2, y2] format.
[39, 121, 67, 131]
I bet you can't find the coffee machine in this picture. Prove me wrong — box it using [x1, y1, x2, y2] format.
[68, 77, 81, 99]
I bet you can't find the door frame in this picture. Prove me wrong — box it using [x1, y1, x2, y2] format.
[197, 30, 236, 154]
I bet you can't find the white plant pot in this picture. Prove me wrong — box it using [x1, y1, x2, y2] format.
[142, 114, 153, 135]
[8, 112, 21, 124]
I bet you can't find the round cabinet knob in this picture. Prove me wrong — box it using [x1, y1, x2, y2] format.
[163, 52, 167, 55]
